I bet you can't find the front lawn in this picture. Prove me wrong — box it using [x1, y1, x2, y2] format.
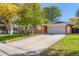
[0, 34, 36, 43]
[40, 34, 79, 56]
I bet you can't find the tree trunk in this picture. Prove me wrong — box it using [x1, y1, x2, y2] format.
[6, 25, 10, 34]
[32, 25, 37, 34]
[8, 21, 13, 35]
[3, 20, 10, 34]
[9, 26, 13, 35]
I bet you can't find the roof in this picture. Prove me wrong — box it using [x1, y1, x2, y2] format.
[41, 21, 74, 26]
[48, 23, 68, 26]
[42, 23, 74, 27]
[70, 17, 79, 21]
[55, 21, 66, 24]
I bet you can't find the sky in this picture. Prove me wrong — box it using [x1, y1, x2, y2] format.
[40, 3, 79, 22]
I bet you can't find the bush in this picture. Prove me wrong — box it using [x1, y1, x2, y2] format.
[72, 25, 79, 28]
[0, 34, 25, 42]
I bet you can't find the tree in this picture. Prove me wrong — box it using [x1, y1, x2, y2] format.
[28, 3, 48, 34]
[16, 4, 33, 34]
[0, 3, 18, 34]
[16, 3, 47, 34]
[44, 6, 62, 23]
[70, 8, 79, 25]
[76, 8, 79, 17]
[16, 3, 51, 34]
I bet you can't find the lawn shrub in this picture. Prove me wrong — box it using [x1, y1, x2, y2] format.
[0, 34, 25, 42]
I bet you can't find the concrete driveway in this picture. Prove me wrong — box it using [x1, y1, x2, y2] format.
[0, 34, 66, 56]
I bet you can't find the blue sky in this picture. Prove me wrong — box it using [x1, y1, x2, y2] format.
[40, 3, 79, 22]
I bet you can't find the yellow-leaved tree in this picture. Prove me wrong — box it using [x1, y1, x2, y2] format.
[0, 3, 18, 34]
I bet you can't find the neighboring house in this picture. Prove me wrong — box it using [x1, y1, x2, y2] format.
[70, 18, 79, 24]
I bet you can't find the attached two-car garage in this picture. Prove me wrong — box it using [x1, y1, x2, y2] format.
[41, 24, 72, 34]
[47, 24, 66, 34]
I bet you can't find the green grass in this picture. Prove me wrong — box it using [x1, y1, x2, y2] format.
[0, 34, 35, 43]
[0, 34, 10, 37]
[40, 34, 79, 56]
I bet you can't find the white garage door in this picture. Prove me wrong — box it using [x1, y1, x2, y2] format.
[47, 24, 66, 34]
